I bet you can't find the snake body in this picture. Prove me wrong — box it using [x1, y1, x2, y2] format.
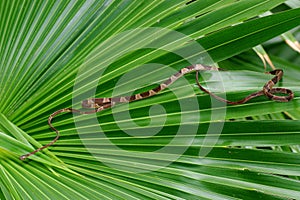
[19, 64, 294, 160]
[195, 69, 294, 105]
[81, 64, 220, 109]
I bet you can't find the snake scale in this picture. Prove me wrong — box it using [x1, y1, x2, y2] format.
[20, 64, 294, 160]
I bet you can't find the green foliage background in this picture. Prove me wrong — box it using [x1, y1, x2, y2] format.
[1, 0, 300, 199]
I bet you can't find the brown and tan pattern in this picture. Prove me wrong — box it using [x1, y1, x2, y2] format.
[20, 65, 294, 160]
[195, 69, 294, 105]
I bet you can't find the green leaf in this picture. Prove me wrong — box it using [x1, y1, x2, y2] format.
[1, 1, 300, 199]
[199, 7, 300, 61]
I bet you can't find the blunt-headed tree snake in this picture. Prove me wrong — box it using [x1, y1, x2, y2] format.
[20, 64, 294, 160]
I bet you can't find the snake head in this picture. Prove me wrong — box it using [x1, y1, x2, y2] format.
[82, 99, 97, 108]
[19, 155, 27, 160]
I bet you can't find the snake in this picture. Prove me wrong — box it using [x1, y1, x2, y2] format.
[19, 64, 294, 160]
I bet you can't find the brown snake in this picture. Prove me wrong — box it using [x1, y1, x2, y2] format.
[19, 64, 294, 160]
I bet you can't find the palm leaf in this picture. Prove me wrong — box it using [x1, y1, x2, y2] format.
[1, 1, 300, 199]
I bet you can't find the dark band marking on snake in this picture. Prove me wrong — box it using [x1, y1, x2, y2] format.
[19, 64, 294, 160]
